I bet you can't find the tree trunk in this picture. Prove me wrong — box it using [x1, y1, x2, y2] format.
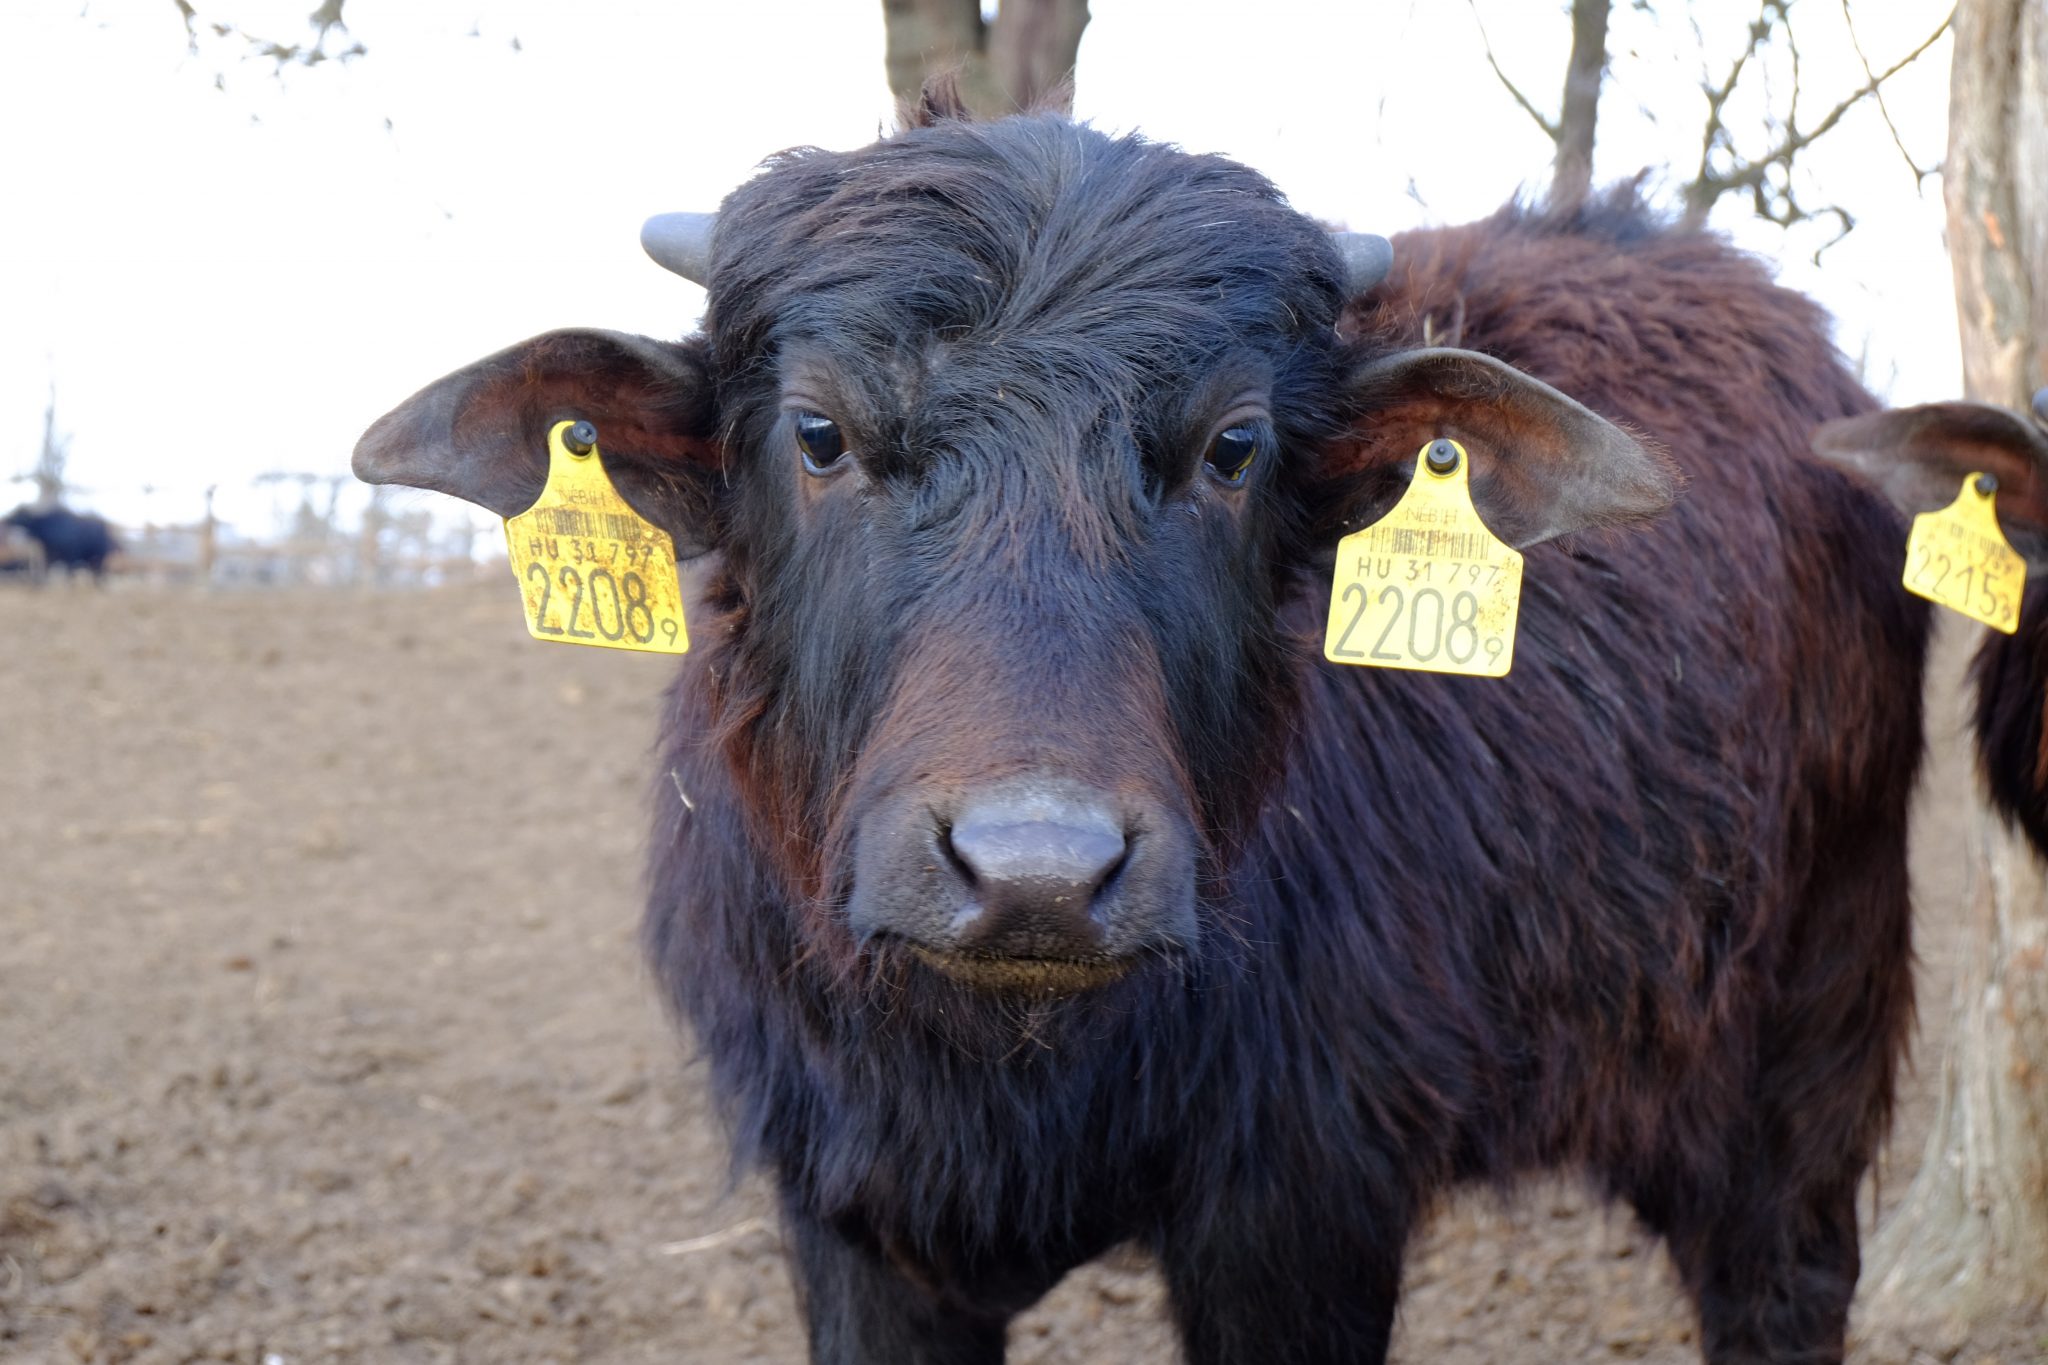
[1860, 0, 2048, 1342]
[987, 0, 1088, 112]
[1862, 812, 2048, 1336]
[1550, 0, 1609, 206]
[882, 0, 994, 114]
[881, 0, 1088, 117]
[1944, 0, 2044, 404]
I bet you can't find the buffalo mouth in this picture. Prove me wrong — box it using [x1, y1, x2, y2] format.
[906, 944, 1138, 995]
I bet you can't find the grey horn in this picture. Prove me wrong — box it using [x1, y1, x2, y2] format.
[641, 211, 718, 285]
[1330, 231, 1393, 296]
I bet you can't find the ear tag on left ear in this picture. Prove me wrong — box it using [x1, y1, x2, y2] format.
[1324, 439, 1524, 677]
[1903, 472, 2023, 634]
[502, 420, 690, 654]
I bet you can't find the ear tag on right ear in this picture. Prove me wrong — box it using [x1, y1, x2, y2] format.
[1324, 439, 1524, 677]
[503, 420, 690, 654]
[1903, 472, 2023, 634]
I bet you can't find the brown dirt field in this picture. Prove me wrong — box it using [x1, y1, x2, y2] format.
[0, 581, 2038, 1364]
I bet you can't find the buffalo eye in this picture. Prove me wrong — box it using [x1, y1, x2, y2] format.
[794, 412, 848, 475]
[1204, 424, 1264, 488]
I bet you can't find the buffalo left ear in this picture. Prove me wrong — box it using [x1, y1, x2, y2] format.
[1314, 347, 1680, 549]
[353, 328, 725, 557]
[1812, 399, 2048, 571]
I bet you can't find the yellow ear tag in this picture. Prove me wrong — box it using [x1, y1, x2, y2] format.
[1903, 472, 2023, 634]
[1324, 439, 1524, 677]
[502, 420, 690, 653]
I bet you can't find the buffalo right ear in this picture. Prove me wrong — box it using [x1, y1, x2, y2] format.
[1812, 396, 2048, 570]
[1307, 347, 1680, 553]
[353, 329, 725, 556]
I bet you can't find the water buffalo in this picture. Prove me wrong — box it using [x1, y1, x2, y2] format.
[4, 505, 118, 582]
[1815, 387, 2048, 853]
[355, 98, 1928, 1364]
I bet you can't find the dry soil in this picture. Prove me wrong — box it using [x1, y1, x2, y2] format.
[0, 581, 2037, 1363]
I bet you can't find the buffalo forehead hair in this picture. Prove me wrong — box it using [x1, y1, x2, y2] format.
[701, 115, 1352, 399]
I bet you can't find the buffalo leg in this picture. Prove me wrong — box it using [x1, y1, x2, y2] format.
[1639, 889, 1904, 1359]
[1652, 788, 1911, 1362]
[1158, 1197, 1408, 1365]
[1635, 1161, 1861, 1365]
[782, 1199, 1012, 1365]
[1632, 983, 1893, 1364]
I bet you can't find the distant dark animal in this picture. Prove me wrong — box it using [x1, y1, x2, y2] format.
[1816, 386, 2048, 854]
[355, 98, 1928, 1364]
[4, 505, 117, 582]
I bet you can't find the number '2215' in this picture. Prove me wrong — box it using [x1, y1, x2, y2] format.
[1910, 546, 2010, 620]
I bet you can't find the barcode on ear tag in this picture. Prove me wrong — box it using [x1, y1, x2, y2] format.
[1324, 440, 1524, 677]
[1903, 472, 2023, 634]
[502, 420, 690, 653]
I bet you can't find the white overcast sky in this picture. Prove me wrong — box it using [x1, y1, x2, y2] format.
[2, 0, 1958, 538]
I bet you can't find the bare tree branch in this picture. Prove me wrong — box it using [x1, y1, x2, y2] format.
[1689, 3, 1779, 216]
[1468, 0, 1560, 142]
[1842, 0, 1942, 186]
[308, 0, 346, 44]
[166, 0, 366, 70]
[1681, 4, 1953, 228]
[1783, 6, 1801, 133]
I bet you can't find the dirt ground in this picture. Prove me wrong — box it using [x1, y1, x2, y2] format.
[0, 580, 2038, 1364]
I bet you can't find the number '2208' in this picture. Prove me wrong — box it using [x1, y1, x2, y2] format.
[525, 562, 679, 646]
[1331, 583, 1502, 665]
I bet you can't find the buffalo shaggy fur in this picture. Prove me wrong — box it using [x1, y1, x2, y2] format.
[1974, 597, 2048, 850]
[362, 110, 1930, 1363]
[1976, 398, 2048, 851]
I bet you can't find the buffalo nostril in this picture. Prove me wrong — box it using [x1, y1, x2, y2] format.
[844, 782, 1194, 971]
[944, 810, 1128, 945]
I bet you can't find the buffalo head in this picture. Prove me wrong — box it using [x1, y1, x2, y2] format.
[355, 115, 1675, 995]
